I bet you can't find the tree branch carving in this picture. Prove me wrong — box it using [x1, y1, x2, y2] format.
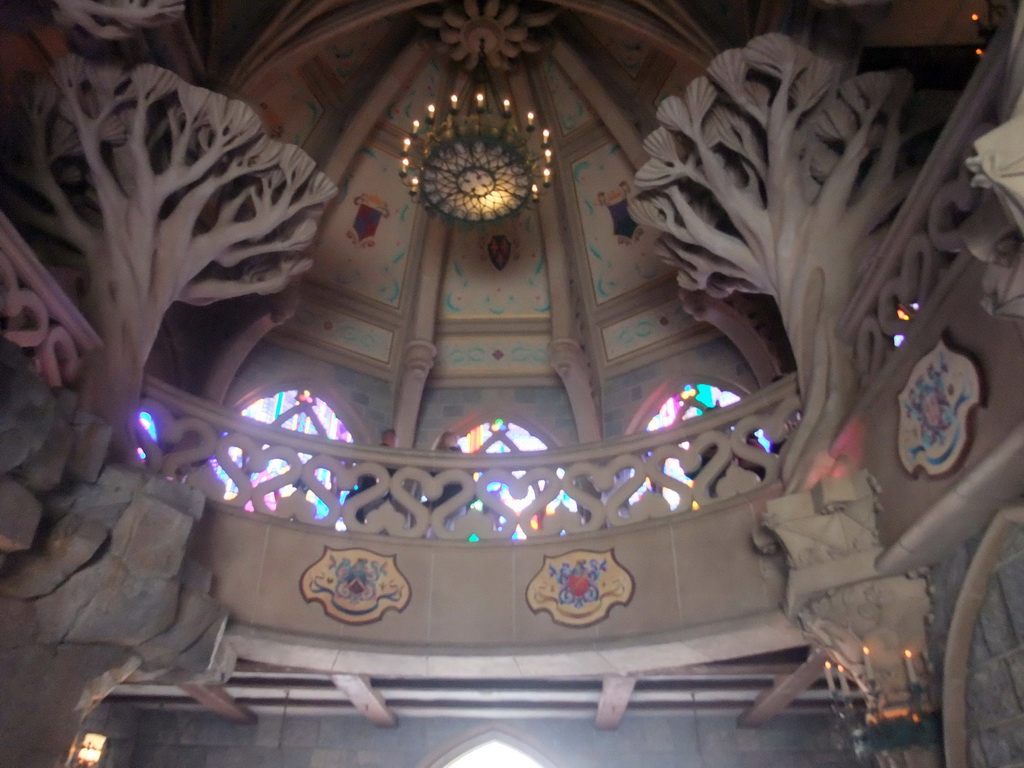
[1, 55, 337, 451]
[632, 34, 936, 489]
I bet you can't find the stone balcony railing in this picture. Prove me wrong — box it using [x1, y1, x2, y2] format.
[0, 211, 101, 388]
[138, 376, 801, 542]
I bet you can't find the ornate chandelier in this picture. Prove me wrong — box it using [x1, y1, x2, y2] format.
[400, 61, 552, 224]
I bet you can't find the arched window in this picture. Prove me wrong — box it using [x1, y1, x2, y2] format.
[633, 382, 769, 511]
[644, 382, 742, 431]
[454, 419, 572, 541]
[444, 741, 547, 768]
[217, 388, 353, 522]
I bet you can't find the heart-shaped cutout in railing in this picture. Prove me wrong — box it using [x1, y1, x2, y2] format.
[474, 467, 560, 537]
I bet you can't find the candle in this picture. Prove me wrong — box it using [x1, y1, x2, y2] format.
[527, 111, 535, 129]
[402, 137, 411, 153]
[531, 183, 539, 202]
[824, 661, 836, 695]
[412, 119, 420, 134]
[544, 148, 552, 163]
[862, 646, 875, 684]
[837, 665, 850, 698]
[543, 167, 551, 187]
[450, 94, 459, 112]
[502, 98, 511, 117]
[542, 128, 550, 146]
[427, 104, 435, 123]
[904, 650, 918, 685]
[476, 92, 485, 112]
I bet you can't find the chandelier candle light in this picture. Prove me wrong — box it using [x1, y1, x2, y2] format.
[400, 62, 552, 223]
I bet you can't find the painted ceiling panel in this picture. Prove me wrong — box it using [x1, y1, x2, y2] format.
[602, 300, 697, 361]
[318, 27, 387, 88]
[577, 17, 652, 79]
[284, 302, 395, 364]
[436, 335, 551, 377]
[309, 148, 416, 308]
[248, 71, 323, 147]
[386, 55, 443, 133]
[440, 211, 551, 320]
[542, 59, 596, 136]
[572, 145, 668, 304]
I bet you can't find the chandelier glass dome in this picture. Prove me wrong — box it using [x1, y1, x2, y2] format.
[400, 63, 552, 223]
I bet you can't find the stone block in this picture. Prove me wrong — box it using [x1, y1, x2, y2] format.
[978, 580, 1016, 657]
[967, 659, 1021, 728]
[0, 478, 41, 552]
[281, 715, 319, 746]
[0, 338, 54, 475]
[18, 416, 74, 492]
[0, 513, 108, 598]
[980, 725, 1013, 766]
[143, 476, 205, 521]
[111, 493, 193, 580]
[136, 589, 225, 671]
[0, 595, 37, 648]
[1007, 648, 1024, 704]
[63, 567, 180, 646]
[997, 555, 1024, 642]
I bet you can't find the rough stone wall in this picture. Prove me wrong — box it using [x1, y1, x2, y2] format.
[600, 337, 755, 438]
[0, 337, 226, 768]
[87, 707, 857, 768]
[928, 524, 1024, 768]
[964, 525, 1024, 767]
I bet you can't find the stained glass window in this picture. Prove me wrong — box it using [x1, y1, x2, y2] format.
[456, 419, 572, 541]
[212, 389, 353, 525]
[631, 383, 769, 512]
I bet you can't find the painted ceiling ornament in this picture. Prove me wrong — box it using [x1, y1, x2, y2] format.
[418, 0, 558, 71]
[485, 233, 513, 270]
[897, 340, 980, 476]
[526, 549, 633, 627]
[300, 547, 410, 624]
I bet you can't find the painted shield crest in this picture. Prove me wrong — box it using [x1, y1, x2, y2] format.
[898, 340, 980, 476]
[526, 549, 634, 627]
[300, 547, 410, 624]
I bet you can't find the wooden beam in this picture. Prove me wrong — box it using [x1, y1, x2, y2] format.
[595, 675, 636, 730]
[178, 683, 256, 725]
[331, 674, 397, 727]
[736, 648, 828, 729]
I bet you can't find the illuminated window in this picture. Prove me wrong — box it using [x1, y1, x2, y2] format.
[213, 389, 352, 525]
[645, 383, 741, 431]
[633, 383, 769, 511]
[444, 742, 546, 768]
[456, 419, 573, 541]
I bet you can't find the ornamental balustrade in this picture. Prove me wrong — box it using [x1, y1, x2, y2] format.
[139, 375, 800, 541]
[838, 26, 1010, 379]
[0, 210, 101, 387]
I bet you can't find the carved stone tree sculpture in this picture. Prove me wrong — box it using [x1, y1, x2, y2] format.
[631, 34, 928, 489]
[51, 0, 184, 39]
[1, 55, 337, 454]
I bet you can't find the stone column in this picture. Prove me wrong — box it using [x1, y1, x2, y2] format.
[392, 339, 438, 448]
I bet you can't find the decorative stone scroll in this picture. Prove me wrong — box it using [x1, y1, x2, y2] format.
[0, 212, 100, 388]
[525, 549, 634, 627]
[300, 548, 410, 624]
[897, 340, 980, 476]
[138, 375, 801, 541]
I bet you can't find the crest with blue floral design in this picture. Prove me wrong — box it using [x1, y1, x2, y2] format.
[898, 340, 980, 476]
[300, 547, 410, 624]
[526, 549, 634, 627]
